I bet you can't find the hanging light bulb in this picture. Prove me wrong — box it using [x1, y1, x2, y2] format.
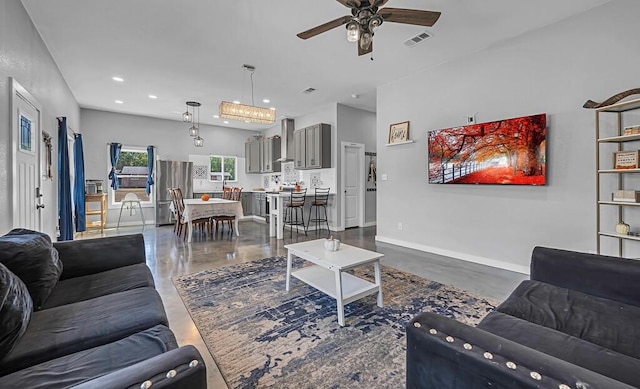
[182, 103, 192, 123]
[368, 16, 382, 32]
[188, 125, 199, 137]
[194, 135, 204, 147]
[346, 21, 359, 43]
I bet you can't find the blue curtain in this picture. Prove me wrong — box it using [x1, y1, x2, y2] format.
[73, 134, 86, 232]
[109, 143, 122, 190]
[57, 117, 73, 241]
[146, 146, 155, 195]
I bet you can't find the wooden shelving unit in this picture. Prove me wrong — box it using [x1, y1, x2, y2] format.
[85, 193, 107, 232]
[595, 97, 640, 255]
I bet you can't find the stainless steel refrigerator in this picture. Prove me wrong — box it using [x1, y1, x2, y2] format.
[155, 160, 193, 226]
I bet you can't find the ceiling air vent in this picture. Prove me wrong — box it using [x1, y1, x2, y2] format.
[404, 31, 432, 48]
[302, 87, 317, 94]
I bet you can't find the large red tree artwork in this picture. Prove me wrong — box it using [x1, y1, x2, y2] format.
[428, 114, 546, 185]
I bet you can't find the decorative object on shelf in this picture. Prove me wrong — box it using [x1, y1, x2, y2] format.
[583, 88, 640, 109]
[613, 150, 640, 169]
[612, 190, 640, 202]
[624, 125, 640, 136]
[296, 0, 441, 56]
[616, 221, 631, 234]
[428, 114, 547, 185]
[219, 65, 275, 124]
[324, 236, 340, 251]
[201, 194, 210, 201]
[388, 121, 410, 144]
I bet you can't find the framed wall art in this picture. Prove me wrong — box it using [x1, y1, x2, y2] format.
[428, 113, 546, 185]
[388, 121, 410, 144]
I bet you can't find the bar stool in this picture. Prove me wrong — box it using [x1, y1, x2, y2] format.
[284, 189, 307, 237]
[307, 188, 330, 236]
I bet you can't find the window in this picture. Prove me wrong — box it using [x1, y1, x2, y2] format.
[210, 155, 237, 182]
[108, 146, 153, 206]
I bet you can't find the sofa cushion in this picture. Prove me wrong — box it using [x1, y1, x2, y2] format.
[0, 263, 32, 362]
[41, 263, 155, 309]
[0, 324, 177, 389]
[479, 310, 640, 387]
[0, 287, 168, 375]
[496, 280, 640, 359]
[0, 229, 63, 309]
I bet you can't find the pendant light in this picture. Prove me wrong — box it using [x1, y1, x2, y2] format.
[186, 101, 201, 137]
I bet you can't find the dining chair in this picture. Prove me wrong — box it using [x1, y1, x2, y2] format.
[214, 187, 242, 234]
[284, 189, 307, 237]
[173, 188, 211, 239]
[307, 187, 330, 236]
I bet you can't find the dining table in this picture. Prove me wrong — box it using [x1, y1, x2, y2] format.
[181, 198, 243, 242]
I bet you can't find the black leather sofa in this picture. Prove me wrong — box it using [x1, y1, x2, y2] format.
[0, 230, 206, 388]
[406, 246, 640, 388]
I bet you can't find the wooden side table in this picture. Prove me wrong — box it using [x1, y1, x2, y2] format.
[85, 193, 107, 232]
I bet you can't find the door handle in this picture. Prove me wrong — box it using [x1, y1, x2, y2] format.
[37, 204, 45, 209]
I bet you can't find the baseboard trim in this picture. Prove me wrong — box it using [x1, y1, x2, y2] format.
[374, 235, 529, 275]
[362, 221, 376, 227]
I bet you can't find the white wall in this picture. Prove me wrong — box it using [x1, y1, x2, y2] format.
[0, 0, 80, 237]
[376, 0, 640, 274]
[80, 108, 259, 225]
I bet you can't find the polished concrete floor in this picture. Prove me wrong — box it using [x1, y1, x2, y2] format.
[81, 220, 527, 388]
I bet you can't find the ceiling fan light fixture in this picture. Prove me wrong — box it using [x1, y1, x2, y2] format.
[368, 15, 383, 31]
[360, 31, 373, 49]
[346, 21, 359, 42]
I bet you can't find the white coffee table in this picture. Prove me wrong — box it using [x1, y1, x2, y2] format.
[284, 239, 383, 326]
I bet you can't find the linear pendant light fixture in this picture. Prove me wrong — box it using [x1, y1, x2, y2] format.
[219, 65, 275, 125]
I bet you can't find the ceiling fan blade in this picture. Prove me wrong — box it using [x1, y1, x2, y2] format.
[371, 0, 390, 7]
[379, 8, 441, 27]
[336, 0, 361, 8]
[358, 40, 372, 56]
[297, 15, 353, 40]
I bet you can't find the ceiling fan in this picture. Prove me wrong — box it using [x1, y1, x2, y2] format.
[297, 0, 441, 56]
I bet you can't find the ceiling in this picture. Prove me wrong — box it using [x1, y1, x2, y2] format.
[22, 0, 610, 131]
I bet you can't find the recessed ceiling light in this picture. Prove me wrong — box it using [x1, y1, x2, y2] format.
[233, 101, 240, 104]
[245, 120, 250, 123]
[148, 94, 158, 99]
[263, 99, 270, 103]
[269, 107, 276, 110]
[115, 100, 123, 104]
[223, 121, 229, 124]
[213, 115, 219, 118]
[112, 76, 124, 82]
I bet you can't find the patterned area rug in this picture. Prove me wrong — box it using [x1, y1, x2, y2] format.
[173, 256, 498, 389]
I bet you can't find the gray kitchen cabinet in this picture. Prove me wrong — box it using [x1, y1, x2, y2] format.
[245, 140, 261, 174]
[253, 192, 266, 218]
[293, 123, 331, 169]
[241, 192, 253, 215]
[261, 137, 281, 173]
[293, 128, 306, 169]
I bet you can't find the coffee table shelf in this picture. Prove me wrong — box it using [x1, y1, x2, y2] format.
[285, 239, 383, 326]
[292, 265, 380, 305]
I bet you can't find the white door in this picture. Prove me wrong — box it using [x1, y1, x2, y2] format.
[12, 81, 43, 231]
[344, 146, 360, 228]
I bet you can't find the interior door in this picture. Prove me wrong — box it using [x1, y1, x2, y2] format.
[344, 146, 360, 228]
[13, 85, 43, 231]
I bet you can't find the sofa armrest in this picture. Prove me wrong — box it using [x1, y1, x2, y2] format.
[407, 312, 633, 389]
[530, 246, 640, 306]
[54, 234, 146, 280]
[71, 346, 206, 389]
